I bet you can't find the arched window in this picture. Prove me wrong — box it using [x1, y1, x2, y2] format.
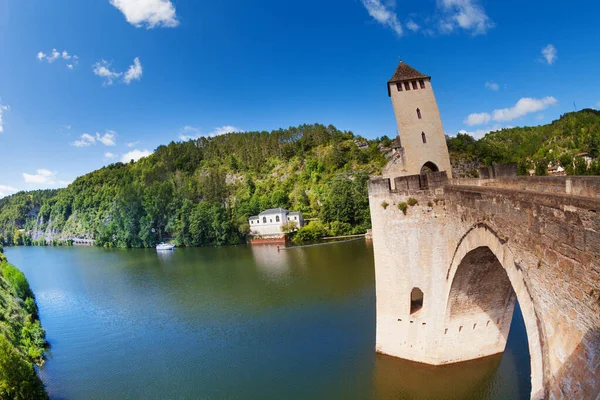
[410, 288, 424, 314]
[417, 108, 422, 119]
[421, 132, 427, 143]
[276, 215, 280, 222]
[263, 217, 267, 223]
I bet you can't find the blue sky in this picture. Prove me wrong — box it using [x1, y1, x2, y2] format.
[1, 0, 599, 197]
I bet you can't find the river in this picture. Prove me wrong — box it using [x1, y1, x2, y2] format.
[6, 240, 531, 399]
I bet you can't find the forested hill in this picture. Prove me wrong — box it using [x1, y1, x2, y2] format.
[448, 109, 600, 175]
[0, 124, 387, 247]
[2, 110, 600, 247]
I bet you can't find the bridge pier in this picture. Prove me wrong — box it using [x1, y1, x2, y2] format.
[368, 175, 600, 399]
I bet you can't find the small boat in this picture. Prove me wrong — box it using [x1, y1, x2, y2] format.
[156, 243, 175, 250]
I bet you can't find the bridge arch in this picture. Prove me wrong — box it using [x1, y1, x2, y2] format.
[420, 161, 439, 175]
[445, 224, 545, 400]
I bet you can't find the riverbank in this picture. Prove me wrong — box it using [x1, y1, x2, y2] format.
[0, 248, 49, 398]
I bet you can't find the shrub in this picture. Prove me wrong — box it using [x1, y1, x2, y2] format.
[1, 262, 33, 300]
[293, 221, 327, 243]
[0, 335, 48, 399]
[329, 221, 353, 236]
[381, 201, 389, 210]
[280, 221, 298, 233]
[407, 197, 418, 207]
[398, 202, 407, 215]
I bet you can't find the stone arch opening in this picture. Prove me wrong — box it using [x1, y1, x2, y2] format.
[446, 225, 545, 399]
[410, 288, 424, 314]
[420, 161, 439, 175]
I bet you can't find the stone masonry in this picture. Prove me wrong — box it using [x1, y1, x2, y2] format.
[368, 175, 600, 399]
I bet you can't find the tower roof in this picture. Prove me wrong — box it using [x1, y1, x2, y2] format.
[388, 61, 430, 83]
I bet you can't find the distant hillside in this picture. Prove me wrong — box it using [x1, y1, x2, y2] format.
[3, 111, 599, 247]
[0, 124, 387, 247]
[448, 109, 600, 175]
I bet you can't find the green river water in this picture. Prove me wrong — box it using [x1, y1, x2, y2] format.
[6, 240, 530, 399]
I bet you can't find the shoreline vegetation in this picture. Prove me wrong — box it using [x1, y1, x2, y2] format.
[0, 245, 49, 399]
[1, 110, 600, 249]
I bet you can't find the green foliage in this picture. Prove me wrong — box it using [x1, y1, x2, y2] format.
[0, 335, 48, 400]
[0, 124, 386, 248]
[293, 221, 327, 243]
[20, 319, 46, 365]
[381, 201, 389, 210]
[280, 221, 299, 233]
[535, 160, 548, 176]
[407, 197, 418, 207]
[0, 258, 48, 398]
[447, 109, 600, 174]
[398, 202, 408, 215]
[1, 263, 33, 300]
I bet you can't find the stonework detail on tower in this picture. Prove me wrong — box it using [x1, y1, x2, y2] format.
[382, 61, 453, 185]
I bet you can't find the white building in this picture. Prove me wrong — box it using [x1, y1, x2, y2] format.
[248, 208, 304, 237]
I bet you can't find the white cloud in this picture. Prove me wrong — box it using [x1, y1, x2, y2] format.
[123, 57, 143, 84]
[37, 49, 78, 69]
[23, 169, 57, 185]
[110, 0, 179, 28]
[121, 149, 152, 163]
[104, 152, 118, 159]
[406, 20, 419, 32]
[97, 131, 117, 146]
[93, 60, 122, 85]
[465, 96, 558, 126]
[0, 185, 18, 198]
[72, 131, 116, 147]
[73, 133, 96, 147]
[48, 49, 61, 62]
[458, 124, 504, 139]
[492, 97, 558, 122]
[126, 141, 140, 147]
[438, 0, 493, 35]
[93, 58, 142, 85]
[179, 125, 244, 141]
[485, 81, 499, 91]
[464, 112, 491, 126]
[361, 0, 403, 36]
[596, 101, 600, 109]
[542, 44, 557, 65]
[0, 103, 9, 134]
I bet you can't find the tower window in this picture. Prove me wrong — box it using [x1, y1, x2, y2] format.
[410, 288, 424, 314]
[263, 217, 267, 223]
[396, 83, 403, 91]
[422, 132, 427, 143]
[404, 82, 410, 91]
[419, 79, 425, 89]
[412, 81, 418, 90]
[276, 215, 280, 222]
[417, 108, 422, 119]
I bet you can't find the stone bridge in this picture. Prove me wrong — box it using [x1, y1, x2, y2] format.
[368, 173, 600, 399]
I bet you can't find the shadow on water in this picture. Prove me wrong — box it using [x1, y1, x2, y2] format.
[370, 301, 531, 400]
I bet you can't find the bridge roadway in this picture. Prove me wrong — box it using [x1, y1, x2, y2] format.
[368, 175, 600, 400]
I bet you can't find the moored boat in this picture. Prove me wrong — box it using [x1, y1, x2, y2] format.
[156, 243, 175, 250]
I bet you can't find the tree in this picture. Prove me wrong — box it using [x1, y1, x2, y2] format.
[0, 335, 48, 400]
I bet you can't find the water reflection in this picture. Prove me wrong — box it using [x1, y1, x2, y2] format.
[5, 241, 530, 400]
[250, 244, 291, 281]
[373, 353, 502, 400]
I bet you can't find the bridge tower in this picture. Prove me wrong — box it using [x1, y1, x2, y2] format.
[383, 61, 453, 182]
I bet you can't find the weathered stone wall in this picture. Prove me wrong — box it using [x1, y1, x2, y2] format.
[368, 177, 600, 399]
